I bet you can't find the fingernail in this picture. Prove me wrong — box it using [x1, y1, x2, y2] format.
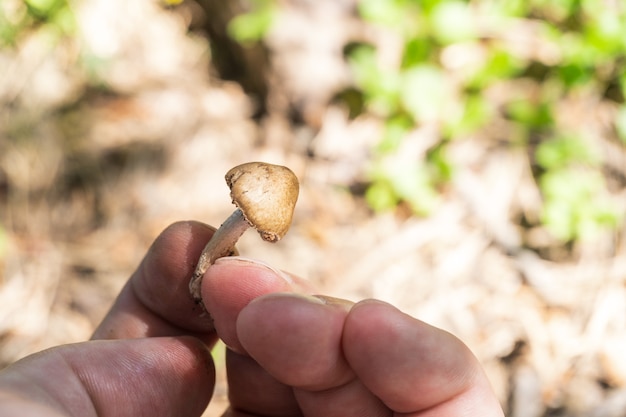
[213, 256, 294, 285]
[260, 292, 326, 305]
[312, 295, 355, 310]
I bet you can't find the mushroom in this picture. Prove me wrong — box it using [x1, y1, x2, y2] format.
[189, 162, 299, 306]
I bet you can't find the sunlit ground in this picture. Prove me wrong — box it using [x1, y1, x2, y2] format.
[1, 1, 626, 416]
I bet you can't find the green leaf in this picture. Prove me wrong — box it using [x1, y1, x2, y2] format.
[506, 100, 553, 129]
[539, 168, 621, 241]
[25, 0, 64, 18]
[427, 143, 454, 183]
[445, 93, 491, 136]
[227, 6, 274, 44]
[400, 65, 446, 122]
[401, 37, 433, 68]
[430, 1, 476, 44]
[390, 162, 439, 215]
[615, 105, 626, 144]
[349, 46, 403, 116]
[535, 135, 599, 169]
[365, 180, 400, 212]
[467, 48, 522, 90]
[378, 115, 413, 153]
[50, 3, 75, 35]
[358, 0, 422, 34]
[557, 63, 592, 88]
[495, 0, 530, 17]
[369, 157, 439, 215]
[0, 11, 20, 46]
[358, 0, 406, 27]
[583, 6, 626, 55]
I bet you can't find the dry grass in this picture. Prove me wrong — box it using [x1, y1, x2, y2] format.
[1, 1, 626, 416]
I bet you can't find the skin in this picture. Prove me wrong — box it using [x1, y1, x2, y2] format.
[189, 162, 298, 305]
[0, 221, 504, 417]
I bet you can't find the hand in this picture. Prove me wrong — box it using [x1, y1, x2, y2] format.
[0, 221, 504, 417]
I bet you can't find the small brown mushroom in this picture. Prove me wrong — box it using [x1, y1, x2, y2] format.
[189, 162, 299, 306]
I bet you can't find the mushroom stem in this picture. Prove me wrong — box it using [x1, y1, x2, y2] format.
[189, 208, 250, 305]
[189, 162, 299, 311]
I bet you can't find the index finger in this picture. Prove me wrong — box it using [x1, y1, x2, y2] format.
[343, 300, 505, 416]
[92, 221, 217, 343]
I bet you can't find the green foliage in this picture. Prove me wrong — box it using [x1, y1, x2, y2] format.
[348, 44, 403, 117]
[430, 1, 476, 44]
[401, 65, 447, 122]
[506, 100, 553, 130]
[227, 0, 276, 45]
[535, 136, 620, 241]
[0, 0, 75, 46]
[358, 0, 423, 34]
[366, 158, 440, 215]
[347, 0, 625, 240]
[539, 169, 620, 241]
[350, 0, 485, 215]
[465, 47, 523, 90]
[445, 92, 491, 137]
[616, 106, 626, 144]
[535, 135, 599, 169]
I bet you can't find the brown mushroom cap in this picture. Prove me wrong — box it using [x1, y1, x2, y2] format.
[225, 162, 299, 242]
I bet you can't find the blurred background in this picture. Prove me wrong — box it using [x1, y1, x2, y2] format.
[1, 0, 626, 415]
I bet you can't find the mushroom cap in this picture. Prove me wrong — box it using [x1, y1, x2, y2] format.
[225, 162, 299, 242]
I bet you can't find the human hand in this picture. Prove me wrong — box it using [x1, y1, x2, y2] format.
[202, 260, 504, 417]
[0, 221, 504, 417]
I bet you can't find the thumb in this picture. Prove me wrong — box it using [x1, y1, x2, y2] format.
[0, 337, 215, 417]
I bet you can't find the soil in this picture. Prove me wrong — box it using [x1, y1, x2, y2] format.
[1, 1, 625, 416]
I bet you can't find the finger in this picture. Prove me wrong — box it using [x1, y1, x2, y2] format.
[237, 294, 353, 390]
[93, 221, 217, 341]
[234, 293, 388, 417]
[201, 259, 320, 416]
[343, 300, 504, 416]
[223, 349, 301, 417]
[202, 256, 313, 352]
[0, 337, 215, 417]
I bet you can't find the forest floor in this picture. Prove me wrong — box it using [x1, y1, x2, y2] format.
[1, 1, 626, 416]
